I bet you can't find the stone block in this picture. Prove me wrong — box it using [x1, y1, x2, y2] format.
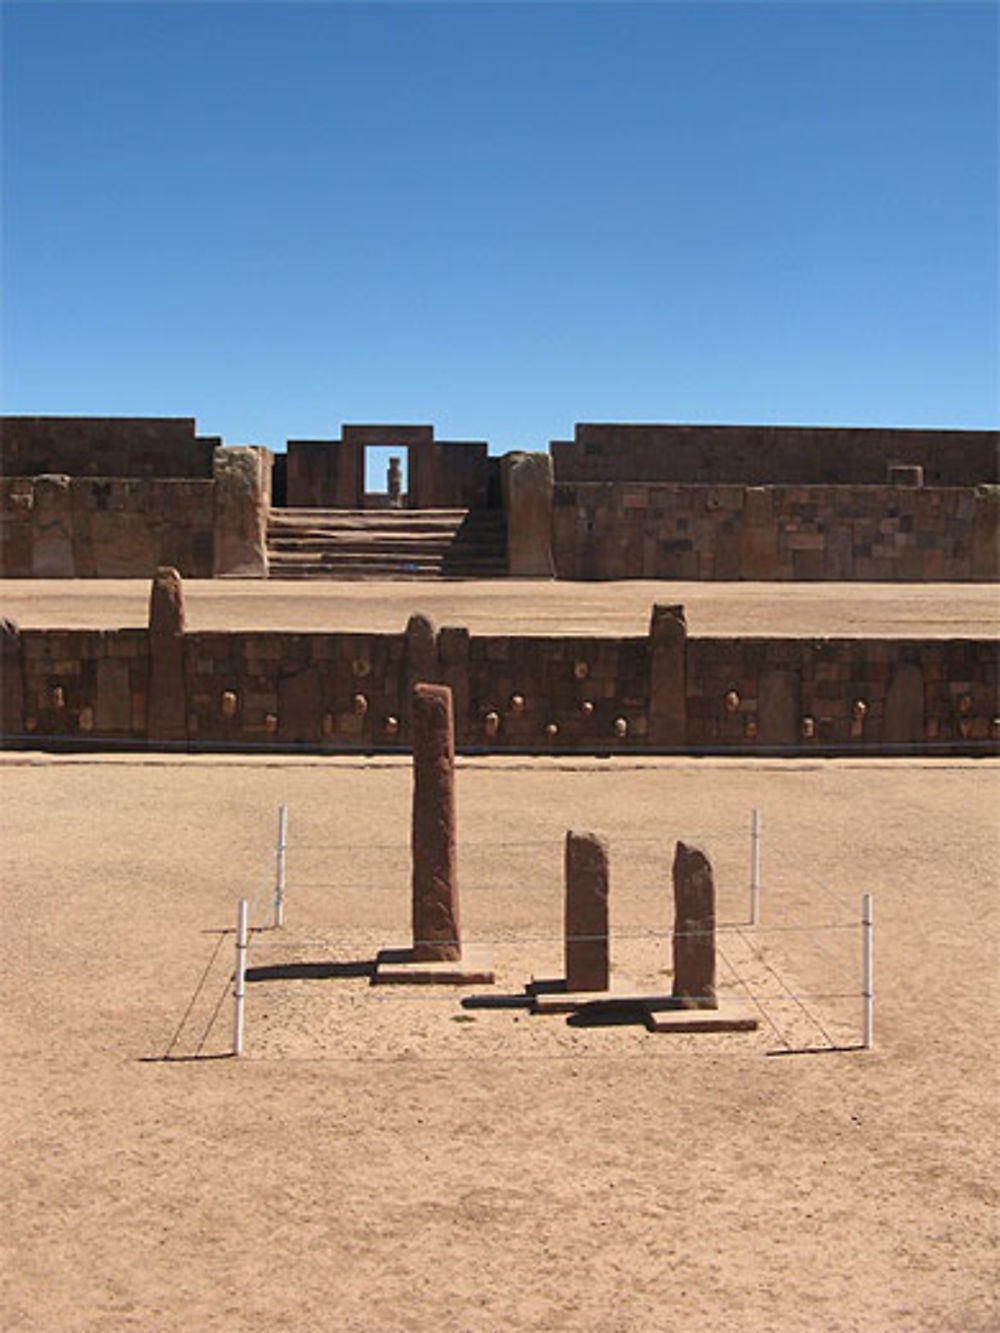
[883, 662, 924, 746]
[95, 658, 132, 732]
[213, 446, 268, 577]
[564, 830, 610, 992]
[672, 841, 716, 1009]
[31, 476, 74, 576]
[757, 669, 800, 746]
[504, 451, 555, 577]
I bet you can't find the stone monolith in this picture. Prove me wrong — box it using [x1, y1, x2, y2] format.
[565, 830, 610, 992]
[147, 566, 187, 742]
[672, 841, 716, 1009]
[411, 682, 461, 962]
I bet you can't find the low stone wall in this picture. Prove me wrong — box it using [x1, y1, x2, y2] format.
[553, 482, 1000, 581]
[0, 447, 269, 578]
[2, 585, 996, 754]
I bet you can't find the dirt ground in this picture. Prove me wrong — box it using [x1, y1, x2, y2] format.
[1, 581, 998, 1331]
[3, 576, 998, 638]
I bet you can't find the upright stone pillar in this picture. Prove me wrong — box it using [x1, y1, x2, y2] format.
[147, 567, 187, 742]
[648, 604, 687, 747]
[504, 452, 555, 577]
[213, 446, 268, 577]
[402, 613, 438, 732]
[564, 830, 610, 992]
[411, 683, 461, 962]
[672, 841, 716, 1009]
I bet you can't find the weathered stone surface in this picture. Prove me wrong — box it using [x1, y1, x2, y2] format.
[0, 617, 24, 740]
[564, 830, 610, 992]
[213, 447, 268, 577]
[438, 626, 470, 744]
[757, 669, 800, 746]
[95, 658, 133, 733]
[403, 613, 438, 731]
[740, 486, 779, 579]
[648, 604, 687, 746]
[278, 667, 321, 743]
[31, 475, 74, 577]
[883, 662, 924, 746]
[147, 567, 186, 741]
[411, 683, 460, 962]
[672, 841, 716, 1009]
[505, 452, 555, 577]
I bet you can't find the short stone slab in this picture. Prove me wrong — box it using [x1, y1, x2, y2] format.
[373, 944, 495, 986]
[528, 977, 643, 1015]
[644, 998, 759, 1034]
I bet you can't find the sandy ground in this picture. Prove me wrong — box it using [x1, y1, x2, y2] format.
[2, 579, 998, 1330]
[1, 747, 998, 1332]
[3, 577, 999, 638]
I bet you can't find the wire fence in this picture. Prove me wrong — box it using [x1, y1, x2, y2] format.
[159, 801, 874, 1062]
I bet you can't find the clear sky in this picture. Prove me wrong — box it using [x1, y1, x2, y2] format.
[2, 1, 997, 457]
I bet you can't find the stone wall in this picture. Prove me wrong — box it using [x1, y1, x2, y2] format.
[1, 417, 219, 479]
[2, 589, 996, 754]
[551, 423, 999, 487]
[286, 425, 492, 509]
[0, 447, 269, 579]
[553, 482, 1000, 582]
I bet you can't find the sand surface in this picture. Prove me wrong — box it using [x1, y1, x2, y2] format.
[3, 577, 999, 638]
[1, 747, 997, 1332]
[2, 578, 998, 1330]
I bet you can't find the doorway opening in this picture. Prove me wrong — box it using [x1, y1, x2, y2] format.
[363, 446, 408, 510]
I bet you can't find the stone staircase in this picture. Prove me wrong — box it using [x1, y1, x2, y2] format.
[266, 507, 508, 579]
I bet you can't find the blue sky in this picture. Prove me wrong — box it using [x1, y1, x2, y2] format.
[3, 1, 997, 458]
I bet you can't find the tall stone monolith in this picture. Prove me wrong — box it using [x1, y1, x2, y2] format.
[672, 841, 716, 1009]
[411, 682, 461, 962]
[565, 830, 610, 992]
[147, 566, 187, 742]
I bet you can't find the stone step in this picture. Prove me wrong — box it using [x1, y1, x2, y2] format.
[266, 506, 507, 581]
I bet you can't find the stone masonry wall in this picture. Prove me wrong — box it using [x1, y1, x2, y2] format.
[1, 417, 219, 479]
[0, 447, 269, 579]
[2, 595, 996, 754]
[551, 423, 999, 487]
[553, 482, 1000, 581]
